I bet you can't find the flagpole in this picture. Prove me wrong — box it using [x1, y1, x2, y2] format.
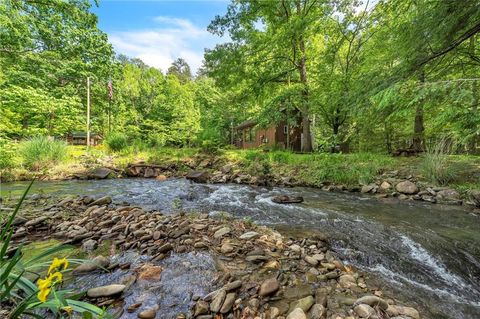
[87, 76, 91, 147]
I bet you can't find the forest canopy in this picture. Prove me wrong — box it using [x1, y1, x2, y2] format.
[1, 0, 479, 153]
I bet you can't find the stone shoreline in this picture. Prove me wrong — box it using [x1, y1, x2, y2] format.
[8, 195, 422, 319]
[5, 154, 480, 211]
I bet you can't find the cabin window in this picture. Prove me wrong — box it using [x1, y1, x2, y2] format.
[245, 128, 254, 142]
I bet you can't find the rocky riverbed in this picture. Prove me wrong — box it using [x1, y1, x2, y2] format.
[6, 194, 422, 319]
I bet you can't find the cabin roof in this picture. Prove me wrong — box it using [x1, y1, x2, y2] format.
[234, 120, 257, 130]
[69, 132, 101, 138]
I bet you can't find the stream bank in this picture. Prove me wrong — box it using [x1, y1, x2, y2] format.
[5, 194, 422, 319]
[2, 178, 480, 319]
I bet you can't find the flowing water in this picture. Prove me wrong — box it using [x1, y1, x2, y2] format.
[2, 178, 479, 319]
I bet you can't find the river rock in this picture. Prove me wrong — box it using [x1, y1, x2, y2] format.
[137, 306, 158, 319]
[469, 190, 480, 206]
[89, 196, 112, 206]
[338, 274, 356, 288]
[239, 231, 260, 240]
[289, 296, 314, 313]
[259, 278, 280, 296]
[221, 242, 234, 254]
[82, 239, 97, 251]
[309, 304, 326, 319]
[88, 167, 113, 179]
[158, 243, 173, 253]
[379, 181, 392, 191]
[13, 215, 28, 226]
[395, 181, 418, 194]
[289, 244, 302, 253]
[354, 295, 388, 310]
[73, 255, 109, 273]
[144, 167, 156, 178]
[272, 195, 304, 204]
[186, 171, 210, 183]
[268, 306, 280, 319]
[304, 255, 319, 266]
[223, 280, 242, 291]
[214, 227, 231, 238]
[284, 284, 313, 299]
[392, 305, 420, 319]
[361, 184, 375, 193]
[220, 292, 236, 313]
[437, 189, 460, 200]
[210, 289, 226, 313]
[286, 308, 307, 319]
[354, 304, 375, 318]
[25, 216, 49, 227]
[87, 284, 125, 298]
[194, 300, 209, 316]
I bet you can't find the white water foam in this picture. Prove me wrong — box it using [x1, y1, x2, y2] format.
[366, 264, 480, 308]
[400, 235, 469, 289]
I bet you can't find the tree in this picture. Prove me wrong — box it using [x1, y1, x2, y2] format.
[167, 58, 192, 84]
[0, 0, 114, 138]
[206, 0, 331, 152]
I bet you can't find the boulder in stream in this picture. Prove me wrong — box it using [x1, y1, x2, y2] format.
[88, 167, 113, 179]
[272, 195, 304, 204]
[186, 171, 210, 183]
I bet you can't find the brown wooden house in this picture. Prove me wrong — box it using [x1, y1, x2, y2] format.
[66, 132, 102, 146]
[234, 116, 303, 151]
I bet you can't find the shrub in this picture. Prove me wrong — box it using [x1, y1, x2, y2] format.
[200, 139, 221, 155]
[20, 136, 67, 170]
[105, 132, 128, 152]
[421, 138, 456, 185]
[0, 138, 15, 170]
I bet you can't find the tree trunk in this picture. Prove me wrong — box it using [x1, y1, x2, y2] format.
[295, 0, 312, 152]
[412, 71, 425, 152]
[469, 36, 478, 154]
[298, 38, 313, 152]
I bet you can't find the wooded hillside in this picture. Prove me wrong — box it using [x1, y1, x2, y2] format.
[1, 0, 479, 154]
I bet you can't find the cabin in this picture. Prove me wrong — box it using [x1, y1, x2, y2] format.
[234, 115, 303, 151]
[66, 132, 102, 146]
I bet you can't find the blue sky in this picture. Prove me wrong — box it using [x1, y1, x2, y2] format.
[92, 1, 230, 72]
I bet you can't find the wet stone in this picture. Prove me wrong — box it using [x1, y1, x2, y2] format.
[259, 278, 280, 296]
[87, 284, 125, 298]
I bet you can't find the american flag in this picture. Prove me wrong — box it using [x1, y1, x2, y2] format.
[107, 79, 113, 99]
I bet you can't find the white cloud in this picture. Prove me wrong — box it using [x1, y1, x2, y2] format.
[108, 16, 224, 73]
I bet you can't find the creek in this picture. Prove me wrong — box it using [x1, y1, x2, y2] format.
[2, 178, 479, 319]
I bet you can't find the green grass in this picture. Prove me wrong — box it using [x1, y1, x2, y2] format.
[226, 150, 395, 186]
[20, 136, 68, 170]
[105, 132, 128, 152]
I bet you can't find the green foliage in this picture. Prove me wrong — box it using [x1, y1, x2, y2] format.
[237, 150, 393, 185]
[20, 137, 67, 170]
[199, 139, 222, 155]
[421, 139, 457, 185]
[105, 132, 128, 152]
[0, 138, 15, 170]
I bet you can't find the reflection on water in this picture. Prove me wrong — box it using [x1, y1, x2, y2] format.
[2, 178, 480, 319]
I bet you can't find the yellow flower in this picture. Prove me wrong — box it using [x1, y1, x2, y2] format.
[37, 287, 51, 302]
[61, 306, 73, 315]
[36, 271, 63, 303]
[49, 271, 63, 283]
[48, 257, 69, 275]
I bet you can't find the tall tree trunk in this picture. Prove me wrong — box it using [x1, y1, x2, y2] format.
[469, 36, 478, 154]
[295, 0, 312, 152]
[298, 37, 313, 152]
[412, 71, 425, 152]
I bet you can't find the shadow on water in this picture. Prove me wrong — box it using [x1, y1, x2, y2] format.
[70, 251, 217, 319]
[2, 178, 480, 319]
